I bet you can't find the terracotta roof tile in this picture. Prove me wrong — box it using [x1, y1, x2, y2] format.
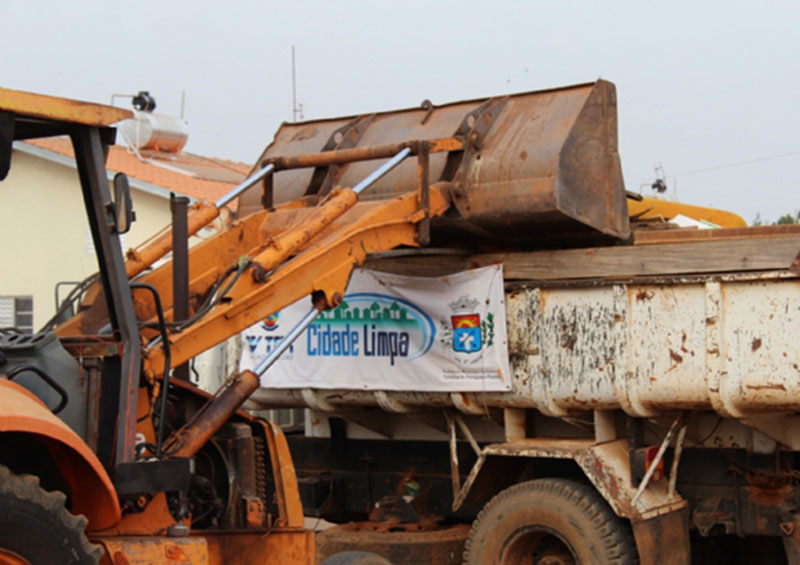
[25, 137, 251, 202]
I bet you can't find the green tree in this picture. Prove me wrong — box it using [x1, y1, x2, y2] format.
[751, 211, 799, 226]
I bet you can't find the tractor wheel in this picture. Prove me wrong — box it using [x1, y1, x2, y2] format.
[463, 478, 638, 565]
[0, 465, 103, 564]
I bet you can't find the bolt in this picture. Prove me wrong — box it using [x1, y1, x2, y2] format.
[468, 131, 481, 149]
[331, 292, 344, 307]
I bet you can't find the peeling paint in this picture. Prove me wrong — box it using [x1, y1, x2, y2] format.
[669, 350, 684, 364]
[252, 273, 800, 419]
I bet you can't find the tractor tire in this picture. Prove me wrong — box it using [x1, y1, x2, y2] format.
[463, 478, 638, 565]
[0, 465, 103, 564]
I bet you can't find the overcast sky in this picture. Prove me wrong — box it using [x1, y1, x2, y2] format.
[4, 1, 799, 223]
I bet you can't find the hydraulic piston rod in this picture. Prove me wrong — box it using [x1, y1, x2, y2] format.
[167, 304, 322, 459]
[125, 164, 277, 279]
[162, 152, 413, 458]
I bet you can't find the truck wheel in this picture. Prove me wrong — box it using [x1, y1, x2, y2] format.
[321, 551, 393, 565]
[0, 465, 103, 564]
[463, 478, 638, 565]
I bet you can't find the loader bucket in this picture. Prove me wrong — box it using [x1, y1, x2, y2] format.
[240, 80, 629, 243]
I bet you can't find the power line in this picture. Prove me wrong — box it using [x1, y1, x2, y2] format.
[670, 149, 800, 178]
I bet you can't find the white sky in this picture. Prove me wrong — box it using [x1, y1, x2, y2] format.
[4, 1, 799, 223]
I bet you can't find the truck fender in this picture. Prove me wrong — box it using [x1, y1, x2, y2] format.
[453, 438, 691, 565]
[0, 378, 121, 530]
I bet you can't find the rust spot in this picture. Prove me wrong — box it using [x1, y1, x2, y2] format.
[751, 338, 762, 352]
[614, 314, 624, 323]
[636, 290, 655, 302]
[745, 383, 787, 391]
[746, 484, 792, 506]
[706, 316, 718, 326]
[519, 150, 528, 160]
[608, 474, 619, 497]
[669, 349, 683, 364]
[291, 125, 319, 141]
[681, 332, 689, 353]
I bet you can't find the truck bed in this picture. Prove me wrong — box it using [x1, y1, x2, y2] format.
[250, 225, 800, 419]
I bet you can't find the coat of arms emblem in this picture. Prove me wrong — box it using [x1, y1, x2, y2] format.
[441, 296, 493, 354]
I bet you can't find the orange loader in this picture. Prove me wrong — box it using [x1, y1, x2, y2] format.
[0, 87, 448, 564]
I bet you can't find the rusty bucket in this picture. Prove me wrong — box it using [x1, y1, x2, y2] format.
[240, 80, 629, 243]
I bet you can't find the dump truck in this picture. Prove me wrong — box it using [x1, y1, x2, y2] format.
[2, 78, 795, 565]
[224, 80, 800, 565]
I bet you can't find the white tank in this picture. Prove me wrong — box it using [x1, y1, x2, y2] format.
[117, 110, 188, 153]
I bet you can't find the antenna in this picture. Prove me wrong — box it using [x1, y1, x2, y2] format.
[291, 45, 303, 121]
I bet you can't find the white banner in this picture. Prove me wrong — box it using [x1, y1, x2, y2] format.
[240, 265, 511, 392]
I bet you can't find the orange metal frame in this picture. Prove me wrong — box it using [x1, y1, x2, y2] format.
[142, 185, 450, 378]
[20, 118, 458, 562]
[58, 138, 459, 384]
[628, 196, 747, 227]
[0, 87, 132, 127]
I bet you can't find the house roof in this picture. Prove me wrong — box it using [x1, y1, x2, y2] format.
[20, 137, 251, 203]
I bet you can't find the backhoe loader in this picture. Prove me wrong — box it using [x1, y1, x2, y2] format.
[0, 86, 451, 563]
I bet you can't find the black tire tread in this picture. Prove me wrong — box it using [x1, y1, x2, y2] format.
[463, 478, 638, 564]
[0, 464, 103, 563]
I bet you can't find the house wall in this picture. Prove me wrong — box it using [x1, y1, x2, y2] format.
[0, 148, 173, 330]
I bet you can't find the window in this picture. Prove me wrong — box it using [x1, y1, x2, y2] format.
[0, 296, 34, 333]
[86, 225, 127, 255]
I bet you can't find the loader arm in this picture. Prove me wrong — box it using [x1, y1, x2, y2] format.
[57, 139, 458, 384]
[142, 183, 451, 378]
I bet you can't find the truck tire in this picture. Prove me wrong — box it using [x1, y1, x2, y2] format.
[0, 465, 103, 564]
[463, 478, 638, 565]
[321, 550, 393, 565]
